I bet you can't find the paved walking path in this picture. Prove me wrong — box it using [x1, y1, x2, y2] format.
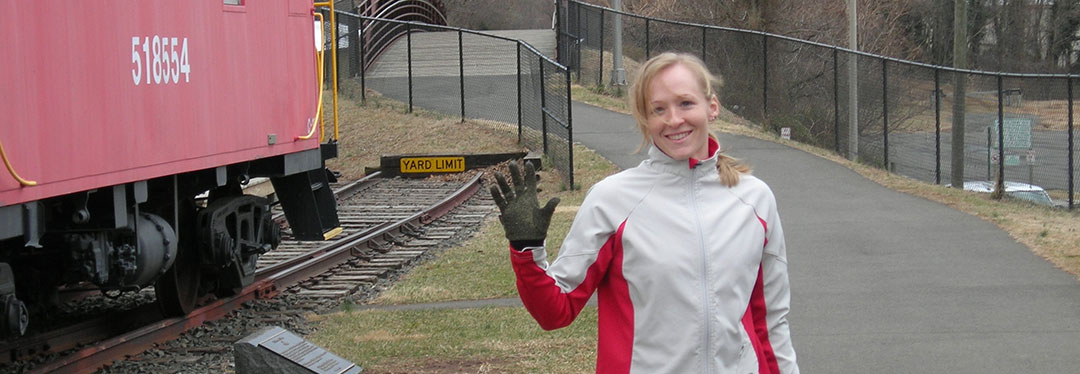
[366, 29, 1080, 373]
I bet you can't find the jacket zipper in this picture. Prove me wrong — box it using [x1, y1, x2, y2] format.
[690, 169, 711, 373]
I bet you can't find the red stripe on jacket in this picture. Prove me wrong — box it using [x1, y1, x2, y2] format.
[596, 222, 632, 374]
[742, 217, 780, 374]
[509, 221, 633, 373]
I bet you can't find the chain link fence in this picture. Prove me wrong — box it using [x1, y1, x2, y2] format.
[326, 10, 574, 186]
[558, 0, 1077, 209]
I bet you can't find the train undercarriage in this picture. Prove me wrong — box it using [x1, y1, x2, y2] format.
[0, 147, 340, 337]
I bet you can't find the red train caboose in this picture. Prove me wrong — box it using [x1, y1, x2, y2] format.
[0, 0, 341, 337]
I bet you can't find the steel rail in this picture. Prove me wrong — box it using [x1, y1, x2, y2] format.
[26, 172, 482, 374]
[257, 172, 482, 291]
[0, 304, 160, 365]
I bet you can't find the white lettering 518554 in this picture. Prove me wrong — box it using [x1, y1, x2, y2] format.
[131, 36, 190, 86]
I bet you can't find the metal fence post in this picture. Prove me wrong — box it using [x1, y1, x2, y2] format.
[598, 9, 605, 87]
[1069, 77, 1075, 209]
[566, 67, 575, 188]
[540, 56, 548, 154]
[997, 75, 1005, 183]
[882, 60, 889, 171]
[701, 27, 707, 65]
[407, 23, 413, 113]
[359, 16, 366, 104]
[987, 126, 992, 180]
[833, 48, 839, 153]
[762, 35, 768, 125]
[556, 0, 562, 65]
[334, 12, 342, 89]
[458, 30, 465, 122]
[347, 15, 360, 79]
[576, 4, 582, 81]
[517, 44, 523, 143]
[645, 18, 650, 59]
[934, 68, 941, 185]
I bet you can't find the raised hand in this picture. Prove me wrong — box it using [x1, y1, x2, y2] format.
[489, 161, 560, 246]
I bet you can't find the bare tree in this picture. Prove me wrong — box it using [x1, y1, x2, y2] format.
[1048, 0, 1080, 72]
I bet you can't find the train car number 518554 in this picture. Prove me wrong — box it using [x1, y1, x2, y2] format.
[132, 36, 191, 86]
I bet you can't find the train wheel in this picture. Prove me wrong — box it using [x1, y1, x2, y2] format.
[199, 194, 277, 298]
[154, 243, 201, 316]
[3, 295, 28, 337]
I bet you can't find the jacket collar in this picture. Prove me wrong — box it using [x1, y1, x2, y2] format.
[644, 137, 720, 178]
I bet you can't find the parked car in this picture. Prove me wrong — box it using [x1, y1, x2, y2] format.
[962, 181, 1066, 208]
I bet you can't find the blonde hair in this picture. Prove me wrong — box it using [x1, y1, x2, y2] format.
[628, 52, 750, 187]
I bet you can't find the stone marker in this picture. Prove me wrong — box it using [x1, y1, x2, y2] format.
[235, 326, 362, 374]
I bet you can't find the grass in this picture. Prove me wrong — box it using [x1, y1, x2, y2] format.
[570, 85, 631, 115]
[307, 307, 597, 374]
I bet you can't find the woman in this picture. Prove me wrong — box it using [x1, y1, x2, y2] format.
[490, 52, 799, 374]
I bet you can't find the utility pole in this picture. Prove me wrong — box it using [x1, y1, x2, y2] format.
[847, 0, 858, 160]
[951, 0, 968, 188]
[611, 0, 627, 86]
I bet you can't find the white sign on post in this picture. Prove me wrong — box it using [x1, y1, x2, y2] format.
[780, 127, 791, 140]
[991, 118, 1033, 149]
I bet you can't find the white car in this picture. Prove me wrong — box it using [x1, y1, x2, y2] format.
[962, 181, 1065, 208]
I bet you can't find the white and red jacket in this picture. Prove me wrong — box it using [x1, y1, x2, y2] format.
[510, 139, 799, 374]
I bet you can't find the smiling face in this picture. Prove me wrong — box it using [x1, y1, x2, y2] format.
[645, 63, 720, 161]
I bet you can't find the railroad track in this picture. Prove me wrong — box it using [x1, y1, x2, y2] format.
[0, 172, 497, 374]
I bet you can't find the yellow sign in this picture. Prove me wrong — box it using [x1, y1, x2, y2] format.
[400, 157, 465, 173]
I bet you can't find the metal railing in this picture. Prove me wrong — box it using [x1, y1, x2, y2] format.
[558, 0, 1077, 209]
[347, 0, 447, 72]
[329, 11, 574, 187]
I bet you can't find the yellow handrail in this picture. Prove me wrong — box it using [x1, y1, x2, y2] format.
[0, 133, 36, 186]
[297, 11, 327, 141]
[313, 1, 339, 142]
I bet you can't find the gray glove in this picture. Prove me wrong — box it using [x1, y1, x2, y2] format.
[490, 162, 560, 249]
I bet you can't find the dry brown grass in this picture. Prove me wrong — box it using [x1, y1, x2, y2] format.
[886, 78, 1075, 133]
[578, 49, 643, 88]
[325, 87, 525, 180]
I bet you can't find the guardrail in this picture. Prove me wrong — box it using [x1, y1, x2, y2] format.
[557, 0, 1076, 209]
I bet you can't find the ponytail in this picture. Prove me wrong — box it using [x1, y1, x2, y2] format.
[710, 134, 751, 187]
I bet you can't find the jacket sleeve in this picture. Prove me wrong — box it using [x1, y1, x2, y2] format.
[508, 186, 623, 331]
[759, 191, 800, 374]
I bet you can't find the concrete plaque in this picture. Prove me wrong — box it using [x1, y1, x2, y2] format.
[236, 326, 362, 374]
